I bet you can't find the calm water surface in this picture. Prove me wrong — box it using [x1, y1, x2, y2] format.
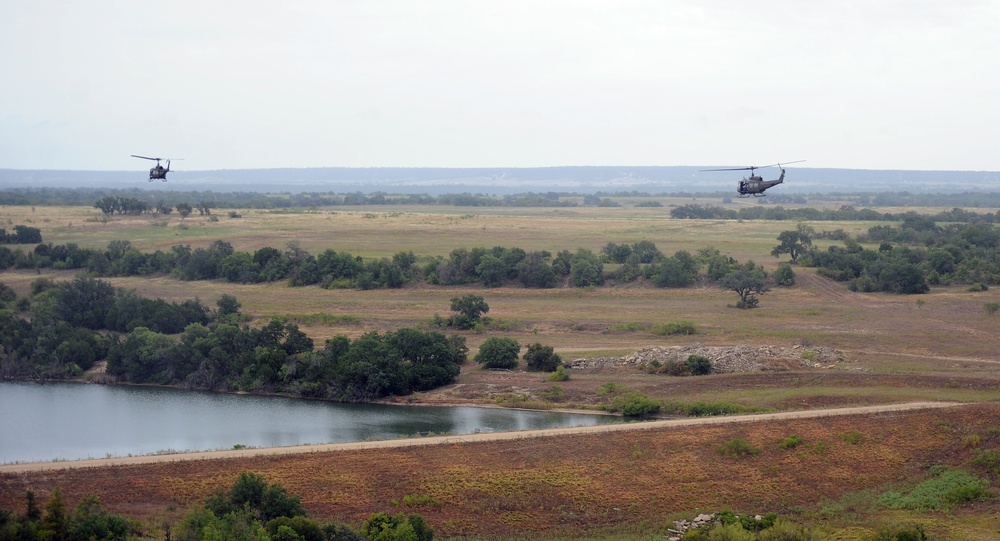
[0, 381, 620, 463]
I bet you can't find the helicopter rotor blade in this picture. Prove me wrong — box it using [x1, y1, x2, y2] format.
[700, 160, 805, 172]
[131, 155, 161, 161]
[699, 166, 754, 172]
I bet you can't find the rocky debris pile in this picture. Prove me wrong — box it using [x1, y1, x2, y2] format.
[667, 513, 769, 540]
[567, 343, 853, 373]
[667, 513, 716, 539]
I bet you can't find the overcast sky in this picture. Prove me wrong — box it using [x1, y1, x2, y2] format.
[2, 1, 998, 172]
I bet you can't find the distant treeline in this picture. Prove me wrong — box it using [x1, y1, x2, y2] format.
[1, 187, 584, 209]
[0, 275, 465, 400]
[6, 215, 1000, 292]
[800, 218, 1000, 291]
[0, 237, 748, 291]
[670, 204, 1000, 223]
[5, 186, 1000, 209]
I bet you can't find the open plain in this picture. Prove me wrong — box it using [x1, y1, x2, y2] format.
[1, 200, 999, 539]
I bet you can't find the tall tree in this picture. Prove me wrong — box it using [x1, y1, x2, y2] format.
[449, 295, 489, 329]
[771, 224, 814, 263]
[719, 260, 770, 309]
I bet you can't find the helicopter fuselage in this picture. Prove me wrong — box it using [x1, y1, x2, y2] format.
[148, 162, 170, 182]
[737, 169, 784, 197]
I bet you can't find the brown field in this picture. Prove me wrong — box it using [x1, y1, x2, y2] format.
[2, 203, 1000, 538]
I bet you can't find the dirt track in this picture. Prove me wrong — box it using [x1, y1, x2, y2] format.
[1, 401, 959, 474]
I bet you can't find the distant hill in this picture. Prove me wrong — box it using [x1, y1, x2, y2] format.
[2, 166, 999, 194]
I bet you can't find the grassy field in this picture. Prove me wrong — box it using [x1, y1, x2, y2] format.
[1, 202, 999, 538]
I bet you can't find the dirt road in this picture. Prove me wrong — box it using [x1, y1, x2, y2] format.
[1, 401, 959, 474]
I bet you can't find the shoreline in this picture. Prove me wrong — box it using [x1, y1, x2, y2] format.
[3, 374, 608, 416]
[0, 401, 960, 474]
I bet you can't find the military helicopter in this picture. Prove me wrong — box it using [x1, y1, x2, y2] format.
[131, 155, 178, 181]
[701, 161, 805, 197]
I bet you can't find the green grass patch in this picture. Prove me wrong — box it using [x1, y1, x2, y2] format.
[402, 493, 441, 507]
[717, 438, 760, 458]
[651, 320, 697, 336]
[663, 400, 768, 417]
[274, 313, 362, 326]
[779, 434, 804, 449]
[840, 430, 865, 445]
[971, 448, 1000, 478]
[878, 468, 991, 510]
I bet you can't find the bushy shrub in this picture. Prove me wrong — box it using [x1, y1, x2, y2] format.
[652, 320, 697, 335]
[775, 262, 796, 286]
[548, 365, 570, 382]
[539, 385, 565, 402]
[717, 438, 761, 458]
[362, 512, 433, 541]
[523, 342, 562, 372]
[663, 401, 762, 417]
[474, 337, 520, 370]
[606, 391, 663, 417]
[873, 523, 928, 541]
[686, 354, 712, 375]
[779, 435, 804, 449]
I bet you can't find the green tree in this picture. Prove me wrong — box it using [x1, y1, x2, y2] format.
[0, 282, 16, 305]
[984, 302, 999, 315]
[93, 196, 120, 215]
[54, 275, 117, 330]
[362, 513, 433, 541]
[449, 294, 489, 330]
[474, 337, 521, 370]
[220, 252, 260, 283]
[719, 260, 770, 309]
[40, 488, 68, 541]
[205, 472, 305, 523]
[652, 252, 698, 288]
[774, 262, 796, 286]
[523, 343, 562, 372]
[569, 249, 604, 287]
[516, 252, 557, 288]
[386, 328, 465, 391]
[771, 225, 814, 263]
[475, 255, 507, 287]
[70, 495, 131, 541]
[601, 242, 633, 263]
[217, 294, 242, 317]
[176, 202, 193, 218]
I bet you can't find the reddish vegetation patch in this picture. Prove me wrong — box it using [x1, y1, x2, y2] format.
[2, 404, 997, 538]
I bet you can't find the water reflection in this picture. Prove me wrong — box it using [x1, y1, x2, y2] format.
[0, 381, 619, 463]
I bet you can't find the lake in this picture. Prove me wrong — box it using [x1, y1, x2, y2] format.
[0, 381, 620, 464]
